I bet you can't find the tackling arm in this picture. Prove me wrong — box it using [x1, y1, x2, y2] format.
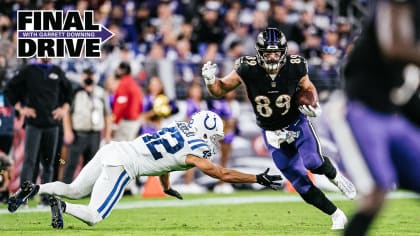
[185, 155, 283, 189]
[186, 154, 256, 183]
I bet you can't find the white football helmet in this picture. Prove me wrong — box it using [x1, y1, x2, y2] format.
[188, 111, 224, 155]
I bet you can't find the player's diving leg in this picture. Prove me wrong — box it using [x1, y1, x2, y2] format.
[38, 149, 103, 199]
[296, 119, 356, 199]
[64, 165, 132, 226]
[270, 145, 348, 230]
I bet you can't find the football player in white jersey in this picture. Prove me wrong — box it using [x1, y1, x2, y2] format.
[8, 111, 283, 229]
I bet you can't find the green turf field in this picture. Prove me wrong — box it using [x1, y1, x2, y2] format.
[0, 190, 418, 236]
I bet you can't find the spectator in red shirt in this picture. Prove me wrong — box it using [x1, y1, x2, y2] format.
[112, 62, 143, 141]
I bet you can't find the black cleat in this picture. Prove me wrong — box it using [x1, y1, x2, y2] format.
[8, 181, 39, 213]
[49, 196, 65, 229]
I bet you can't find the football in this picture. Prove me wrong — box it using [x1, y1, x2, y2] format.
[294, 89, 317, 107]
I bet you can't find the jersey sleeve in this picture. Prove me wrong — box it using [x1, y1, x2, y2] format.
[187, 138, 212, 159]
[288, 55, 308, 79]
[234, 56, 258, 79]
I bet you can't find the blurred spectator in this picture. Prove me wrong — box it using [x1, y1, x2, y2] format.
[222, 40, 244, 75]
[0, 13, 12, 40]
[168, 36, 199, 84]
[0, 152, 11, 203]
[287, 9, 314, 45]
[0, 55, 14, 154]
[301, 26, 323, 66]
[111, 62, 143, 141]
[191, 1, 224, 57]
[252, 0, 269, 32]
[178, 83, 208, 194]
[62, 68, 112, 184]
[150, 0, 184, 47]
[313, 0, 333, 31]
[282, 0, 301, 24]
[322, 26, 344, 58]
[222, 12, 255, 56]
[4, 57, 72, 207]
[287, 41, 300, 55]
[140, 76, 179, 135]
[335, 17, 352, 51]
[223, 5, 240, 33]
[207, 94, 237, 194]
[268, 4, 293, 39]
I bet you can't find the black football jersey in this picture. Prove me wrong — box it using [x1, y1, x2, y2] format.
[344, 0, 420, 113]
[235, 54, 308, 130]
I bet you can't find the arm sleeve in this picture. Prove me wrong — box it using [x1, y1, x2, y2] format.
[189, 140, 212, 159]
[59, 69, 73, 105]
[4, 67, 27, 105]
[233, 57, 248, 79]
[112, 87, 127, 124]
[293, 55, 308, 79]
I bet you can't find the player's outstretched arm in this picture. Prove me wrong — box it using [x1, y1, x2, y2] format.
[201, 61, 242, 98]
[186, 155, 283, 190]
[159, 173, 183, 200]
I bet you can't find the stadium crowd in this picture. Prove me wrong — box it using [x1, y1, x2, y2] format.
[0, 0, 368, 200]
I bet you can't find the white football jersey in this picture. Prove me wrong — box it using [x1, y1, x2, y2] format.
[101, 121, 212, 178]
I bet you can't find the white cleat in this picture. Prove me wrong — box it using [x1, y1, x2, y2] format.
[330, 172, 357, 200]
[331, 208, 348, 230]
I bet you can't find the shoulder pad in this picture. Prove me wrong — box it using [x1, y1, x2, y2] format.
[235, 56, 257, 67]
[287, 54, 308, 69]
[287, 54, 306, 62]
[187, 138, 212, 159]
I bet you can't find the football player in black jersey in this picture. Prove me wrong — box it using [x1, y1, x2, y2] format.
[323, 0, 420, 235]
[202, 27, 356, 230]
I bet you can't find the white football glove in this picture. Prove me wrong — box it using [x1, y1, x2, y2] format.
[298, 102, 322, 117]
[201, 61, 218, 85]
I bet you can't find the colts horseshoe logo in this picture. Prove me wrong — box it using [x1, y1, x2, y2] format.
[204, 114, 216, 130]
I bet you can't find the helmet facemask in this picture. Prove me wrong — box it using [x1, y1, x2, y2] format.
[189, 111, 225, 157]
[255, 28, 288, 74]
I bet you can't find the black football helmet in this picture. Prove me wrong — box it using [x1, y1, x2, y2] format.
[255, 28, 288, 74]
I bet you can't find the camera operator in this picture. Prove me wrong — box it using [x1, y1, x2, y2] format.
[62, 68, 112, 184]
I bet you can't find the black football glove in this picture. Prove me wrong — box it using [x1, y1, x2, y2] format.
[256, 168, 283, 190]
[164, 188, 183, 200]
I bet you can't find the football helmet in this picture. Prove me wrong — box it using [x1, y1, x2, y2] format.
[255, 28, 288, 74]
[189, 111, 224, 155]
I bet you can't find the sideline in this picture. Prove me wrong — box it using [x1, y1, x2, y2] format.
[0, 191, 418, 215]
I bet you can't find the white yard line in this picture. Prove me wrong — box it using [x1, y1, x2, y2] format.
[0, 191, 418, 215]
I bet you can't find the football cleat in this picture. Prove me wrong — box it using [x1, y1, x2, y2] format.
[330, 172, 357, 200]
[49, 196, 66, 229]
[8, 181, 39, 212]
[331, 208, 348, 230]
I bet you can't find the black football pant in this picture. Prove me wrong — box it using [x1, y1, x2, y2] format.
[21, 125, 59, 186]
[62, 131, 100, 184]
